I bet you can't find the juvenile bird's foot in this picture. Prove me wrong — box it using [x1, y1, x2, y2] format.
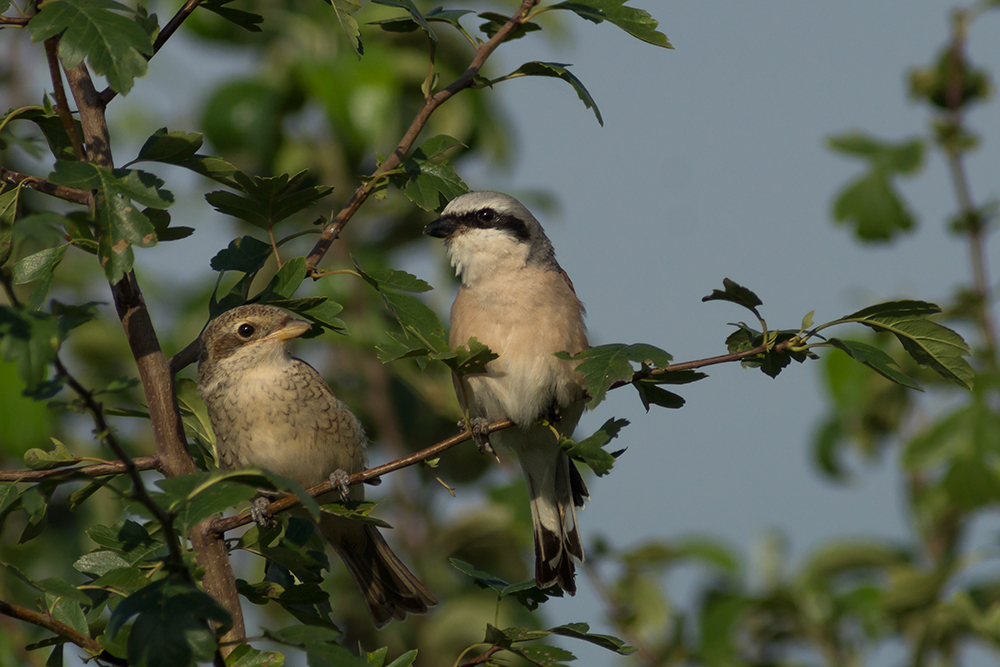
[251, 497, 276, 530]
[330, 469, 352, 501]
[469, 417, 497, 459]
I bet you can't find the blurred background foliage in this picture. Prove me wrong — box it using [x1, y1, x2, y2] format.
[1, 0, 999, 666]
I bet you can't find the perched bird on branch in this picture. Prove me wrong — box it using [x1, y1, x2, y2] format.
[197, 304, 437, 626]
[424, 191, 591, 594]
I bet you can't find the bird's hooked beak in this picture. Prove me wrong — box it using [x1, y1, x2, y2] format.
[264, 317, 312, 342]
[423, 216, 456, 238]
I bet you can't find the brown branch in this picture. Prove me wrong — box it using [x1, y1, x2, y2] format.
[303, 0, 541, 273]
[43, 37, 85, 161]
[610, 339, 791, 391]
[96, 0, 204, 107]
[458, 646, 504, 667]
[0, 456, 158, 482]
[62, 61, 245, 645]
[0, 167, 90, 205]
[0, 599, 102, 656]
[208, 418, 516, 536]
[0, 16, 30, 26]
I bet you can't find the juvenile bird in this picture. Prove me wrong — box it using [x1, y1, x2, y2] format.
[423, 191, 590, 594]
[197, 304, 437, 626]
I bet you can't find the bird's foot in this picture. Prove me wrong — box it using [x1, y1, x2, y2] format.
[329, 469, 352, 502]
[469, 417, 497, 458]
[250, 497, 276, 530]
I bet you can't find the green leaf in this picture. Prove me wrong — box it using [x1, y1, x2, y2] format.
[549, 0, 672, 48]
[207, 170, 333, 229]
[29, 0, 154, 95]
[0, 186, 20, 267]
[260, 257, 307, 299]
[391, 135, 469, 211]
[48, 161, 173, 282]
[827, 133, 925, 242]
[702, 278, 763, 314]
[225, 644, 284, 667]
[432, 336, 498, 377]
[511, 645, 576, 667]
[800, 541, 910, 584]
[86, 520, 158, 563]
[210, 236, 273, 273]
[322, 0, 363, 58]
[477, 11, 542, 41]
[827, 338, 922, 390]
[563, 418, 629, 476]
[503, 62, 603, 126]
[134, 128, 238, 185]
[319, 501, 392, 528]
[49, 596, 90, 638]
[23, 438, 77, 470]
[450, 559, 556, 610]
[201, 0, 263, 32]
[262, 298, 346, 333]
[632, 380, 685, 411]
[371, 0, 437, 41]
[12, 245, 69, 285]
[839, 301, 973, 390]
[4, 104, 83, 162]
[0, 308, 61, 390]
[564, 343, 672, 407]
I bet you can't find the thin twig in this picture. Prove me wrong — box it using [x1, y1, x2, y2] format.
[457, 646, 504, 667]
[0, 16, 30, 26]
[97, 0, 205, 106]
[304, 0, 542, 273]
[43, 36, 85, 161]
[208, 418, 515, 536]
[0, 599, 102, 656]
[0, 456, 158, 482]
[0, 167, 90, 205]
[52, 357, 191, 579]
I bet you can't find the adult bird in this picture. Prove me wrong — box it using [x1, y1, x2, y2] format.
[424, 191, 590, 594]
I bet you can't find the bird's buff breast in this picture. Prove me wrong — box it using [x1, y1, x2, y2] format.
[202, 363, 365, 489]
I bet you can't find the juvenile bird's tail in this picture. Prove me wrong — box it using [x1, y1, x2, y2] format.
[320, 514, 438, 627]
[514, 433, 588, 595]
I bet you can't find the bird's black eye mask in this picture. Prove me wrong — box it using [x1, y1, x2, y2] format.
[457, 208, 531, 243]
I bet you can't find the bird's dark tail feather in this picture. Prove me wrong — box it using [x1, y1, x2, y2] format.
[322, 516, 437, 628]
[527, 452, 586, 595]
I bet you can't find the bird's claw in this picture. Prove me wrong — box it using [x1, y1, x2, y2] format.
[251, 497, 276, 530]
[330, 469, 352, 501]
[469, 417, 498, 458]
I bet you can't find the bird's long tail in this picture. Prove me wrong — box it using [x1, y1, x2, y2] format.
[516, 439, 588, 595]
[320, 514, 438, 628]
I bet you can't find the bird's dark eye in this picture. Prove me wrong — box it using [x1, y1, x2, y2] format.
[237, 323, 255, 338]
[476, 209, 497, 224]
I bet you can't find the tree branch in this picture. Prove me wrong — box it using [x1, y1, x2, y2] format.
[458, 646, 504, 667]
[62, 60, 246, 645]
[44, 37, 85, 161]
[0, 599, 103, 656]
[0, 16, 30, 26]
[0, 167, 90, 205]
[0, 456, 158, 482]
[304, 0, 541, 273]
[208, 418, 515, 536]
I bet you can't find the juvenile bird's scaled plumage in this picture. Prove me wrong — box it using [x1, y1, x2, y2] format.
[424, 191, 590, 594]
[197, 304, 436, 627]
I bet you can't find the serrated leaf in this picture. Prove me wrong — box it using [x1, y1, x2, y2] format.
[49, 597, 90, 638]
[260, 257, 307, 299]
[29, 0, 154, 94]
[433, 336, 498, 376]
[73, 550, 132, 577]
[827, 338, 922, 390]
[632, 381, 684, 411]
[12, 245, 69, 285]
[372, 0, 436, 41]
[563, 418, 628, 476]
[201, 0, 263, 32]
[549, 0, 671, 48]
[702, 278, 763, 313]
[511, 645, 576, 667]
[210, 236, 273, 273]
[549, 623, 636, 655]
[323, 0, 363, 58]
[827, 132, 924, 174]
[0, 186, 20, 267]
[135, 127, 238, 185]
[566, 343, 672, 407]
[839, 301, 972, 390]
[504, 62, 603, 126]
[373, 6, 472, 34]
[262, 298, 345, 333]
[23, 438, 77, 470]
[450, 559, 555, 609]
[477, 11, 542, 41]
[832, 169, 916, 242]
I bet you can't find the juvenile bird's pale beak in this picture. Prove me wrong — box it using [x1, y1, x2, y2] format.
[265, 318, 312, 341]
[423, 217, 456, 238]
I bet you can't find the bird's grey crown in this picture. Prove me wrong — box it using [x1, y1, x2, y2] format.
[441, 191, 559, 269]
[200, 304, 297, 365]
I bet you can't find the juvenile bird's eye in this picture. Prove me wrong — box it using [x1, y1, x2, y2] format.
[237, 323, 255, 338]
[476, 209, 497, 224]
